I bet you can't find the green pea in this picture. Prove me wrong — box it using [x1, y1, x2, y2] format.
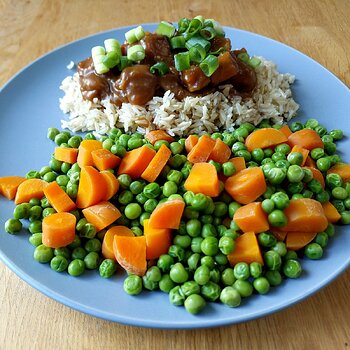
[110, 144, 126, 157]
[219, 286, 241, 307]
[187, 253, 201, 271]
[219, 236, 235, 255]
[249, 262, 263, 278]
[50, 255, 69, 272]
[145, 266, 162, 283]
[272, 241, 287, 256]
[235, 149, 251, 161]
[201, 281, 221, 301]
[275, 143, 291, 155]
[47, 127, 60, 140]
[340, 211, 350, 224]
[316, 157, 331, 172]
[233, 279, 253, 297]
[72, 247, 87, 260]
[4, 218, 22, 234]
[310, 148, 324, 160]
[180, 281, 200, 297]
[220, 268, 235, 286]
[13, 203, 30, 220]
[127, 137, 143, 150]
[169, 141, 184, 155]
[201, 236, 219, 256]
[329, 129, 343, 141]
[253, 277, 270, 294]
[28, 232, 42, 247]
[331, 199, 345, 213]
[271, 152, 286, 162]
[270, 192, 290, 210]
[80, 223, 97, 239]
[315, 232, 328, 248]
[324, 141, 336, 155]
[287, 164, 304, 183]
[283, 259, 302, 278]
[307, 179, 323, 194]
[162, 181, 178, 197]
[54, 247, 70, 260]
[304, 243, 323, 259]
[264, 250, 282, 270]
[213, 202, 228, 217]
[129, 181, 145, 195]
[168, 245, 185, 261]
[266, 167, 286, 185]
[124, 203, 142, 219]
[157, 254, 174, 273]
[194, 265, 210, 285]
[265, 270, 282, 286]
[118, 190, 134, 205]
[135, 192, 148, 205]
[202, 197, 215, 215]
[99, 259, 117, 278]
[326, 173, 343, 189]
[324, 223, 335, 238]
[222, 162, 236, 177]
[186, 219, 202, 237]
[169, 286, 185, 306]
[143, 183, 161, 199]
[332, 186, 348, 200]
[191, 193, 209, 211]
[33, 244, 54, 263]
[233, 262, 250, 280]
[67, 259, 85, 276]
[85, 238, 101, 252]
[159, 274, 175, 293]
[54, 132, 69, 146]
[268, 210, 288, 227]
[169, 262, 188, 283]
[42, 171, 57, 183]
[286, 152, 303, 166]
[257, 232, 277, 248]
[117, 174, 132, 189]
[167, 169, 183, 185]
[214, 253, 228, 266]
[28, 220, 42, 234]
[261, 198, 274, 214]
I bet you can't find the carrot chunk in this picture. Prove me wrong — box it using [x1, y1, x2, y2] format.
[0, 176, 26, 200]
[148, 199, 185, 229]
[76, 166, 108, 208]
[113, 235, 147, 276]
[100, 171, 120, 201]
[82, 200, 121, 231]
[184, 162, 220, 197]
[270, 228, 288, 242]
[187, 135, 216, 163]
[102, 225, 134, 260]
[44, 181, 76, 213]
[327, 163, 350, 183]
[210, 51, 239, 85]
[228, 231, 264, 265]
[290, 145, 309, 166]
[322, 201, 341, 223]
[117, 145, 156, 179]
[224, 167, 266, 204]
[141, 144, 172, 182]
[143, 219, 172, 260]
[288, 129, 324, 150]
[245, 128, 288, 152]
[91, 149, 121, 171]
[208, 138, 232, 164]
[228, 157, 246, 173]
[279, 124, 293, 138]
[14, 178, 48, 204]
[304, 155, 317, 168]
[145, 130, 174, 145]
[281, 198, 328, 232]
[77, 140, 103, 167]
[54, 147, 79, 164]
[185, 135, 199, 153]
[233, 202, 269, 233]
[303, 166, 325, 188]
[286, 231, 318, 251]
[42, 212, 76, 248]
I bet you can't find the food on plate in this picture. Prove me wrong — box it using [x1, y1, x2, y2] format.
[1, 117, 349, 314]
[59, 17, 299, 136]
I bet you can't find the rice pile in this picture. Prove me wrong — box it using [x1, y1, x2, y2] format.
[59, 57, 299, 137]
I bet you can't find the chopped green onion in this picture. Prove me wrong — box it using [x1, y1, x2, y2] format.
[127, 45, 145, 61]
[189, 44, 206, 63]
[155, 21, 176, 38]
[174, 52, 191, 71]
[200, 26, 217, 40]
[208, 47, 225, 55]
[104, 39, 121, 55]
[185, 35, 211, 52]
[119, 56, 132, 70]
[102, 51, 120, 69]
[203, 19, 214, 28]
[94, 63, 109, 74]
[248, 56, 261, 69]
[194, 15, 205, 25]
[91, 46, 109, 74]
[178, 18, 190, 33]
[237, 52, 250, 63]
[199, 54, 219, 77]
[170, 36, 186, 49]
[91, 46, 106, 56]
[125, 25, 145, 44]
[183, 18, 203, 40]
[150, 62, 169, 76]
[211, 19, 225, 37]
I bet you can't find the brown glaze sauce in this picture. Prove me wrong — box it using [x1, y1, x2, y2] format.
[77, 32, 257, 106]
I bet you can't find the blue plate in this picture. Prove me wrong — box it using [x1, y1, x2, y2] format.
[0, 24, 349, 329]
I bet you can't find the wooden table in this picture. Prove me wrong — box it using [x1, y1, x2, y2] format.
[1, 0, 349, 348]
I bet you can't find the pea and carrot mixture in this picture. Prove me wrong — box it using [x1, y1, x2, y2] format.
[1, 118, 349, 314]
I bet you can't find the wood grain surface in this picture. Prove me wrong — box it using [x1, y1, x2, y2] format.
[0, 0, 349, 349]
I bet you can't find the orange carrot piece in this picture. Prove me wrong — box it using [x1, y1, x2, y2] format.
[54, 147, 79, 164]
[245, 128, 288, 152]
[327, 163, 350, 183]
[224, 167, 266, 204]
[281, 198, 328, 232]
[233, 202, 269, 233]
[42, 212, 76, 248]
[303, 166, 325, 188]
[100, 171, 120, 201]
[148, 199, 185, 229]
[184, 162, 220, 197]
[14, 178, 48, 204]
[286, 231, 318, 251]
[208, 138, 232, 164]
[322, 201, 341, 223]
[210, 51, 239, 85]
[304, 155, 317, 168]
[185, 135, 199, 153]
[141, 144, 172, 182]
[82, 200, 121, 231]
[113, 235, 147, 276]
[145, 130, 175, 145]
[288, 129, 324, 150]
[43, 181, 76, 213]
[76, 166, 108, 208]
[0, 176, 26, 200]
[279, 124, 293, 137]
[143, 219, 172, 260]
[270, 228, 288, 242]
[117, 145, 156, 179]
[187, 135, 216, 163]
[91, 149, 121, 171]
[228, 231, 264, 265]
[290, 145, 309, 166]
[77, 140, 103, 167]
[102, 225, 134, 260]
[228, 157, 246, 173]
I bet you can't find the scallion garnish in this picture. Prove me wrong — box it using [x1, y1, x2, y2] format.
[189, 44, 206, 63]
[193, 15, 205, 25]
[208, 47, 225, 56]
[102, 51, 120, 69]
[174, 52, 191, 71]
[125, 26, 145, 44]
[178, 17, 190, 33]
[185, 35, 211, 52]
[127, 45, 145, 61]
[183, 18, 203, 40]
[199, 54, 219, 77]
[91, 46, 109, 74]
[248, 56, 261, 69]
[119, 56, 132, 70]
[170, 36, 186, 49]
[237, 52, 250, 63]
[200, 26, 217, 40]
[155, 21, 176, 38]
[104, 39, 121, 55]
[150, 62, 169, 76]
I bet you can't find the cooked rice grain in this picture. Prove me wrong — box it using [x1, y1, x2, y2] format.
[59, 57, 299, 136]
